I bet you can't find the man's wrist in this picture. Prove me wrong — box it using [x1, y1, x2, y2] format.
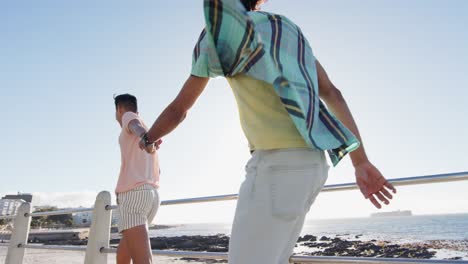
[352, 158, 369, 167]
[140, 133, 153, 147]
[350, 150, 369, 167]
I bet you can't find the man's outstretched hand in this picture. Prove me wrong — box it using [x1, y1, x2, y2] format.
[355, 161, 397, 209]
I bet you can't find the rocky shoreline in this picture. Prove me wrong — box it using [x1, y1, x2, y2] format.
[28, 234, 467, 262]
[296, 235, 436, 258]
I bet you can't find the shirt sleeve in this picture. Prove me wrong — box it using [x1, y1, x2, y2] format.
[121, 112, 140, 134]
[191, 30, 210, 78]
[202, 0, 264, 77]
[190, 0, 263, 78]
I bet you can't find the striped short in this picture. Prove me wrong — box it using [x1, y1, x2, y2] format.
[116, 184, 160, 233]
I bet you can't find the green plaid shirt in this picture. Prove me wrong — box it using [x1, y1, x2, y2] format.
[192, 0, 360, 166]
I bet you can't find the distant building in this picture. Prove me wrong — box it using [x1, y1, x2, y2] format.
[72, 209, 93, 226]
[0, 199, 23, 216]
[0, 193, 33, 217]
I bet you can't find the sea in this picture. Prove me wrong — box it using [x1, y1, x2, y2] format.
[150, 213, 468, 260]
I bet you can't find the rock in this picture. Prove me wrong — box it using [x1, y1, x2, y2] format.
[149, 235, 229, 252]
[150, 239, 169, 249]
[298, 235, 317, 242]
[299, 236, 438, 260]
[331, 237, 343, 243]
[319, 236, 330, 241]
[179, 240, 199, 249]
[303, 242, 330, 248]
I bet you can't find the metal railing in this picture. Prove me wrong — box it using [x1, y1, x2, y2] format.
[1, 171, 467, 264]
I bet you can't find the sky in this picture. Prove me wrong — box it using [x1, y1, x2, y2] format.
[1, 0, 467, 225]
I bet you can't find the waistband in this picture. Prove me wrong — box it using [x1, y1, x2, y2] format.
[132, 184, 157, 191]
[248, 147, 326, 167]
[251, 147, 322, 156]
[117, 183, 157, 196]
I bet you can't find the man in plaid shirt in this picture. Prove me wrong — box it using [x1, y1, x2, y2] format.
[141, 0, 396, 263]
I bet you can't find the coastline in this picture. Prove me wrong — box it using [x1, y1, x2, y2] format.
[1, 233, 466, 263]
[1, 214, 467, 262]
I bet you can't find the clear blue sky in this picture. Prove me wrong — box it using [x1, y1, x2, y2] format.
[1, 0, 467, 224]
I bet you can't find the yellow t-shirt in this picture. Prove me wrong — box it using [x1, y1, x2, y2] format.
[226, 74, 308, 151]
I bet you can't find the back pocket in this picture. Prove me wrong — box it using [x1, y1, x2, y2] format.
[268, 165, 319, 221]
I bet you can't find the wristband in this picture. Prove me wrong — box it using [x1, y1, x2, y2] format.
[141, 133, 153, 147]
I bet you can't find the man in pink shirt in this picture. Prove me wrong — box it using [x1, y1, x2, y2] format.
[114, 94, 160, 264]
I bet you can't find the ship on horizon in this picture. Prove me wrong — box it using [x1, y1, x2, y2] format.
[370, 210, 412, 218]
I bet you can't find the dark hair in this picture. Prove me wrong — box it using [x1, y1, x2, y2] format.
[114, 93, 138, 112]
[240, 0, 262, 11]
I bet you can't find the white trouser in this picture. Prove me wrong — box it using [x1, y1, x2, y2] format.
[228, 148, 329, 264]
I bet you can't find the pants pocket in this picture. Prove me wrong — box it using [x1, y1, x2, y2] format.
[269, 165, 320, 221]
[304, 164, 329, 213]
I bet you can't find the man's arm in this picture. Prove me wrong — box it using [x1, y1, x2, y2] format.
[316, 60, 368, 166]
[128, 119, 146, 138]
[145, 75, 209, 145]
[128, 119, 156, 153]
[316, 60, 396, 209]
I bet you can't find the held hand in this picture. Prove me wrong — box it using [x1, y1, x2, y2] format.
[139, 137, 162, 153]
[147, 143, 157, 154]
[355, 161, 396, 209]
[154, 139, 163, 150]
[138, 138, 156, 154]
[138, 138, 155, 154]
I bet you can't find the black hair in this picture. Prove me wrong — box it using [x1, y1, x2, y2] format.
[114, 93, 138, 112]
[240, 0, 262, 11]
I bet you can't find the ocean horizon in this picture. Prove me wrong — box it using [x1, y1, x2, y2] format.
[152, 213, 468, 241]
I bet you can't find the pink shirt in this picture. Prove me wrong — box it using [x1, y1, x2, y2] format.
[115, 112, 160, 193]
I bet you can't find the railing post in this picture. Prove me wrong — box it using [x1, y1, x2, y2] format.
[84, 191, 112, 264]
[5, 202, 32, 264]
